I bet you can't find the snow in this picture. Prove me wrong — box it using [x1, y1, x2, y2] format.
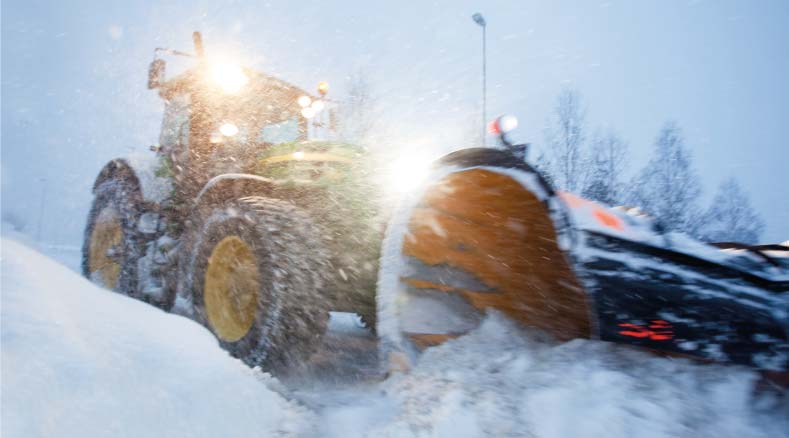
[1, 238, 312, 437]
[308, 314, 788, 438]
[2, 236, 787, 437]
[376, 165, 457, 355]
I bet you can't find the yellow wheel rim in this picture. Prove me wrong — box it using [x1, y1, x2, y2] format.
[204, 236, 261, 342]
[88, 207, 123, 290]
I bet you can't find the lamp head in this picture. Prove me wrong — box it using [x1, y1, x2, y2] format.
[472, 13, 486, 27]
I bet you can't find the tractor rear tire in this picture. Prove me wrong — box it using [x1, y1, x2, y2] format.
[82, 177, 144, 298]
[185, 197, 331, 370]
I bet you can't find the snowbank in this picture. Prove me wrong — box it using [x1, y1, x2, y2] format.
[0, 238, 312, 437]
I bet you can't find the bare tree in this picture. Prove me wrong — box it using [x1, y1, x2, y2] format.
[544, 89, 587, 192]
[697, 177, 765, 244]
[629, 122, 703, 233]
[533, 149, 555, 187]
[336, 70, 377, 146]
[582, 129, 630, 205]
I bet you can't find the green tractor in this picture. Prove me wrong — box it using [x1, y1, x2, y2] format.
[83, 32, 381, 369]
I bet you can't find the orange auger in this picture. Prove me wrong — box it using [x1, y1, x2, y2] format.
[399, 168, 591, 347]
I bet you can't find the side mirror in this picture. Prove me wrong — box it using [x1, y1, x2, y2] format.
[147, 59, 166, 89]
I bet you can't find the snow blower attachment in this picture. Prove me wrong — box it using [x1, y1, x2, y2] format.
[394, 165, 591, 348]
[378, 121, 788, 373]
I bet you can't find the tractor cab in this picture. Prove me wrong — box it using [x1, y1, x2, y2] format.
[147, 32, 322, 183]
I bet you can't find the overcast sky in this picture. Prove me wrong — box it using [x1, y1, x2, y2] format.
[2, 0, 788, 244]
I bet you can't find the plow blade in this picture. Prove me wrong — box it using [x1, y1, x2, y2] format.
[378, 148, 789, 372]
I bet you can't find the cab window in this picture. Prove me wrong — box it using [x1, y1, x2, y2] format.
[159, 94, 191, 153]
[258, 117, 299, 144]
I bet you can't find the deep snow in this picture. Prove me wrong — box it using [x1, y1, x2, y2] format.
[2, 236, 787, 437]
[1, 238, 313, 437]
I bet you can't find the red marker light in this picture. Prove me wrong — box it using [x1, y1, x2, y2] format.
[594, 209, 624, 231]
[488, 119, 501, 135]
[489, 115, 518, 135]
[618, 323, 651, 338]
[648, 320, 674, 340]
[618, 320, 674, 341]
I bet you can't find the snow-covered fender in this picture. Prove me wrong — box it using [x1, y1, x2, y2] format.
[92, 154, 173, 205]
[92, 159, 142, 196]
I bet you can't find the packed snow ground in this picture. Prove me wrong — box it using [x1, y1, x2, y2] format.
[2, 236, 787, 438]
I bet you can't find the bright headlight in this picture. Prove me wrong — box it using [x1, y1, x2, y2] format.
[301, 107, 316, 119]
[311, 100, 325, 112]
[389, 153, 433, 194]
[489, 114, 518, 135]
[219, 123, 239, 137]
[212, 62, 248, 94]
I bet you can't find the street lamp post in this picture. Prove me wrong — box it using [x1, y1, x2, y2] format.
[472, 12, 487, 147]
[36, 177, 47, 242]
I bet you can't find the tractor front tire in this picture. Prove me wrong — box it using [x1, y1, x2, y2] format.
[82, 177, 144, 298]
[185, 197, 331, 371]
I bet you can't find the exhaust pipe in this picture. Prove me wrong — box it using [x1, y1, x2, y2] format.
[193, 31, 205, 58]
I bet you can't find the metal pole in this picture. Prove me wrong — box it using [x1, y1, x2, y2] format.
[482, 24, 487, 147]
[472, 13, 487, 146]
[36, 178, 47, 242]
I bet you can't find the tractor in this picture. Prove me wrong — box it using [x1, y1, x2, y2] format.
[83, 32, 381, 369]
[83, 33, 788, 375]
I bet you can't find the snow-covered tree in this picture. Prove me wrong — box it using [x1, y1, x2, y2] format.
[1, 210, 27, 232]
[582, 129, 629, 205]
[629, 122, 703, 233]
[544, 89, 587, 192]
[697, 177, 765, 244]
